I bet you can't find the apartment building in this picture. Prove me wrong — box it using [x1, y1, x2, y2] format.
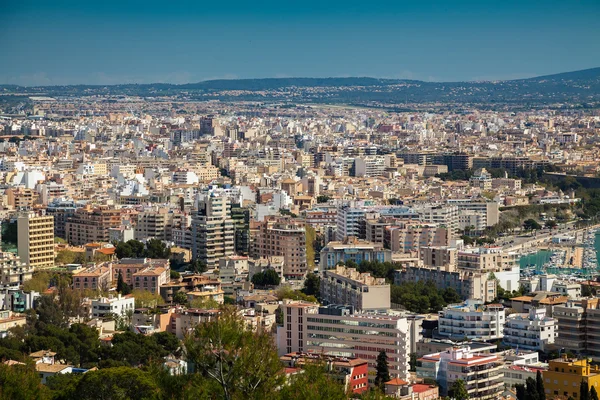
[191, 195, 235, 269]
[458, 247, 519, 272]
[395, 265, 497, 303]
[320, 237, 392, 270]
[17, 211, 55, 269]
[251, 216, 306, 279]
[417, 346, 503, 400]
[66, 206, 122, 245]
[384, 222, 448, 253]
[438, 299, 505, 341]
[277, 303, 411, 380]
[134, 207, 173, 241]
[419, 246, 457, 268]
[91, 294, 135, 318]
[553, 301, 588, 354]
[503, 308, 557, 352]
[46, 200, 79, 239]
[320, 265, 390, 311]
[0, 252, 33, 287]
[354, 156, 386, 177]
[72, 264, 112, 291]
[415, 205, 459, 238]
[336, 205, 366, 241]
[446, 199, 500, 227]
[543, 358, 600, 400]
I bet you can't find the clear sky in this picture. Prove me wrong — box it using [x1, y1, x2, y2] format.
[1, 0, 599, 85]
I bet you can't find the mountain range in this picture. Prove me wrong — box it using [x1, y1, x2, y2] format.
[2, 67, 600, 108]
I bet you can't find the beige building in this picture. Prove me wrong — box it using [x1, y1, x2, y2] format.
[66, 206, 122, 245]
[251, 216, 307, 280]
[17, 211, 55, 269]
[0, 252, 33, 287]
[384, 222, 449, 253]
[134, 207, 173, 241]
[320, 265, 390, 311]
[72, 264, 112, 291]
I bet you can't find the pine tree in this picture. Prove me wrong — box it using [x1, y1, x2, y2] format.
[516, 384, 526, 400]
[581, 380, 590, 400]
[374, 350, 390, 390]
[449, 379, 469, 400]
[116, 271, 131, 295]
[536, 370, 546, 400]
[591, 386, 599, 400]
[526, 377, 540, 400]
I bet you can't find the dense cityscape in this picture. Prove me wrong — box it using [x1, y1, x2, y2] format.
[2, 0, 600, 399]
[0, 85, 599, 399]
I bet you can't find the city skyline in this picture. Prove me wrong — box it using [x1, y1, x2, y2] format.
[1, 0, 600, 85]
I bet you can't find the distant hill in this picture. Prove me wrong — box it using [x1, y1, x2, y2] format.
[2, 67, 600, 107]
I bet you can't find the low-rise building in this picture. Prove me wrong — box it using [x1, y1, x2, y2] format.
[320, 237, 392, 270]
[321, 265, 390, 311]
[543, 358, 600, 399]
[91, 294, 135, 319]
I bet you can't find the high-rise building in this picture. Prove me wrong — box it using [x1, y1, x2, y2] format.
[191, 195, 235, 269]
[251, 216, 306, 279]
[17, 211, 55, 269]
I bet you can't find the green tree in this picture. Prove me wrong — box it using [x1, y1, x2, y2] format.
[0, 362, 50, 400]
[172, 291, 188, 305]
[526, 377, 540, 400]
[131, 289, 165, 308]
[146, 238, 170, 259]
[536, 370, 546, 400]
[591, 386, 599, 400]
[374, 350, 390, 390]
[188, 259, 208, 274]
[251, 269, 281, 287]
[523, 218, 542, 231]
[516, 383, 526, 400]
[22, 271, 52, 293]
[545, 220, 558, 229]
[185, 307, 285, 400]
[302, 273, 320, 299]
[116, 271, 131, 295]
[115, 241, 133, 259]
[316, 195, 331, 203]
[581, 380, 590, 400]
[67, 367, 159, 399]
[277, 362, 347, 400]
[449, 379, 469, 400]
[170, 270, 180, 280]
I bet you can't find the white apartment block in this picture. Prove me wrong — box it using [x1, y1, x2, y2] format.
[320, 266, 390, 311]
[277, 302, 411, 380]
[417, 346, 503, 400]
[91, 294, 135, 319]
[336, 206, 366, 241]
[438, 299, 505, 341]
[503, 308, 557, 352]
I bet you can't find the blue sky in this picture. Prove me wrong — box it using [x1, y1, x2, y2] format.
[1, 0, 599, 85]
